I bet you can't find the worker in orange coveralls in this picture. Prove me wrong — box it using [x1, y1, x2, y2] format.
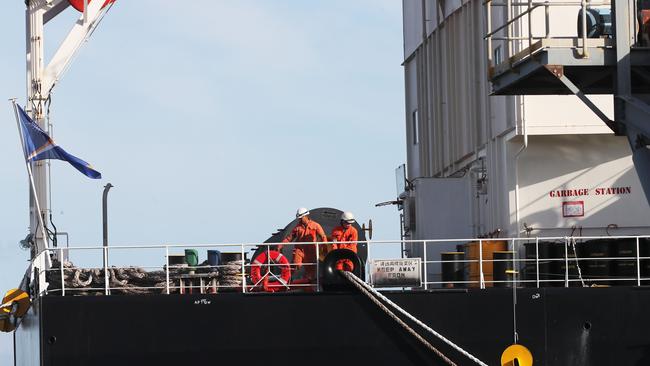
[330, 211, 359, 271]
[282, 208, 328, 287]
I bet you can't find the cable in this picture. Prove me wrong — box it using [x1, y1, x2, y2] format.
[342, 271, 489, 366]
[48, 213, 58, 248]
[340, 271, 457, 366]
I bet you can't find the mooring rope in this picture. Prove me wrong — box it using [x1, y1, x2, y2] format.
[569, 237, 587, 287]
[340, 271, 457, 365]
[341, 271, 488, 366]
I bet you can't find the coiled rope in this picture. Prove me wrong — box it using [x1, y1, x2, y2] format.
[341, 271, 488, 366]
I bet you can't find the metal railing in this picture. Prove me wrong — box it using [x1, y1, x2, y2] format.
[484, 0, 618, 68]
[28, 234, 650, 297]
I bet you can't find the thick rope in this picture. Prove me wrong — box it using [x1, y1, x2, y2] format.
[341, 271, 489, 366]
[340, 271, 457, 366]
[569, 238, 587, 287]
[46, 261, 222, 295]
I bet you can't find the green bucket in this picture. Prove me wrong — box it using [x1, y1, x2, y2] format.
[184, 249, 199, 267]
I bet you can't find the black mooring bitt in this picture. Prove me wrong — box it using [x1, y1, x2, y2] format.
[321, 249, 364, 291]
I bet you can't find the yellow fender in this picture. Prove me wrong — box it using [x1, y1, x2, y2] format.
[0, 289, 30, 333]
[501, 344, 533, 366]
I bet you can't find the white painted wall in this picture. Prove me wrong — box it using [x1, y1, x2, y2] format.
[402, 0, 423, 57]
[401, 0, 650, 241]
[406, 176, 473, 281]
[516, 135, 650, 237]
[522, 95, 614, 135]
[410, 177, 473, 240]
[404, 58, 420, 180]
[403, 0, 505, 178]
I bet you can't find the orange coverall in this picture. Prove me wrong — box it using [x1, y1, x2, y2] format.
[330, 225, 358, 271]
[282, 218, 327, 284]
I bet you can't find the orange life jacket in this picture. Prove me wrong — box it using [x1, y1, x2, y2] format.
[330, 225, 358, 252]
[282, 219, 326, 244]
[282, 219, 327, 265]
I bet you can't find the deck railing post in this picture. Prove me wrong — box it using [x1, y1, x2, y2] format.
[241, 244, 246, 293]
[544, 1, 550, 38]
[103, 246, 109, 295]
[528, 0, 533, 51]
[507, 0, 513, 60]
[487, 0, 493, 67]
[535, 237, 540, 288]
[506, 238, 519, 286]
[564, 237, 569, 288]
[423, 241, 428, 289]
[368, 240, 372, 286]
[583, 0, 588, 44]
[316, 242, 320, 292]
[165, 246, 170, 295]
[636, 236, 641, 286]
[478, 239, 485, 289]
[59, 248, 65, 296]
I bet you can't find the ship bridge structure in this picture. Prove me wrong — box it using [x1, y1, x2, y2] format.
[486, 0, 650, 203]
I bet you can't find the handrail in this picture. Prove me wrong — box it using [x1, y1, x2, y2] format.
[33, 234, 650, 297]
[37, 234, 650, 251]
[484, 0, 615, 68]
[486, 1, 610, 5]
[485, 2, 612, 40]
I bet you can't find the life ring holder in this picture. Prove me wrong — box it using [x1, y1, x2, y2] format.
[249, 249, 291, 293]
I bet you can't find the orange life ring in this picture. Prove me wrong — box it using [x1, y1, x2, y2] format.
[68, 0, 115, 12]
[250, 250, 291, 292]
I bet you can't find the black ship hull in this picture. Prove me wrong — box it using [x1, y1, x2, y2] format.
[14, 287, 650, 365]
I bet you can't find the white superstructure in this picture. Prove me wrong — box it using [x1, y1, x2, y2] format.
[399, 0, 650, 253]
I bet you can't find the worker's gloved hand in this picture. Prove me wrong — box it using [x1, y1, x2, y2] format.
[292, 249, 304, 271]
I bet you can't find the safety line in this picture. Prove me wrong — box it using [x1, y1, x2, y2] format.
[341, 271, 488, 366]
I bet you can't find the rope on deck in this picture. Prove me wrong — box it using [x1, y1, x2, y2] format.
[341, 271, 488, 366]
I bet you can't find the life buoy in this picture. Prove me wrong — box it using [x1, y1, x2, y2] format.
[68, 0, 116, 12]
[250, 250, 291, 292]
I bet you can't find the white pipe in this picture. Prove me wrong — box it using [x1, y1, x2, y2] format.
[514, 97, 528, 237]
[27, 3, 50, 253]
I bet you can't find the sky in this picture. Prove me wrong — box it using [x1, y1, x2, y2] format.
[0, 0, 405, 359]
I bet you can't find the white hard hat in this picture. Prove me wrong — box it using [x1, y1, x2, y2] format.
[341, 211, 355, 223]
[296, 207, 310, 218]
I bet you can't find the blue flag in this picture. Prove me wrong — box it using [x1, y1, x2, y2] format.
[17, 105, 101, 179]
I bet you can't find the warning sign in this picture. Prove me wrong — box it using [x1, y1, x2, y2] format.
[371, 258, 421, 287]
[562, 201, 584, 217]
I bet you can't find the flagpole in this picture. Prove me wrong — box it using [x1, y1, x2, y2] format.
[10, 99, 50, 253]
